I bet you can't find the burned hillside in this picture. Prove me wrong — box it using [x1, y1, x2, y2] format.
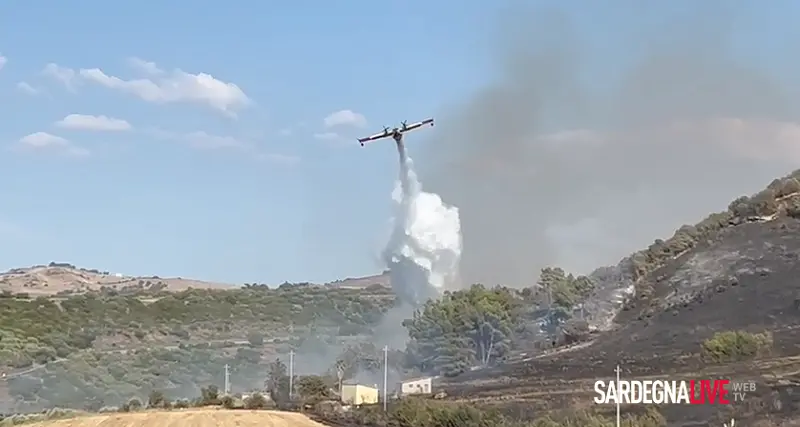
[547, 170, 800, 369]
[435, 170, 800, 426]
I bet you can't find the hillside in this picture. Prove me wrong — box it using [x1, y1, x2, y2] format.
[0, 283, 397, 412]
[0, 263, 233, 296]
[0, 263, 390, 297]
[437, 171, 800, 426]
[324, 272, 390, 289]
[5, 172, 800, 425]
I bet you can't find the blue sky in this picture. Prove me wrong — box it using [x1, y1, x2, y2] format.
[1, 1, 799, 285]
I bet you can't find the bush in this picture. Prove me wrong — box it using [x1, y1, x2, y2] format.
[786, 197, 800, 218]
[148, 390, 168, 409]
[247, 332, 264, 346]
[244, 393, 269, 409]
[701, 330, 773, 363]
[120, 397, 143, 412]
[220, 395, 235, 409]
[0, 408, 82, 426]
[199, 385, 220, 406]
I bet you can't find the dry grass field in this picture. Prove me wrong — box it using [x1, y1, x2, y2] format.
[24, 409, 331, 427]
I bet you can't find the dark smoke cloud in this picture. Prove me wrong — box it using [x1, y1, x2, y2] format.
[418, 3, 800, 287]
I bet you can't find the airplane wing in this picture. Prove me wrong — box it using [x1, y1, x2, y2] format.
[399, 118, 435, 133]
[357, 131, 391, 145]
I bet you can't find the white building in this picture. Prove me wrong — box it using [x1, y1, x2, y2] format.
[399, 376, 433, 395]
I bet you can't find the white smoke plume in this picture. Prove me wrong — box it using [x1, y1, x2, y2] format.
[382, 141, 462, 306]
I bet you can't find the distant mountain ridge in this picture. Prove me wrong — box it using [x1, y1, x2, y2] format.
[324, 271, 390, 289]
[0, 262, 391, 296]
[0, 262, 234, 296]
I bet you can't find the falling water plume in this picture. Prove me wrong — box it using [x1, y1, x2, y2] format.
[382, 140, 463, 306]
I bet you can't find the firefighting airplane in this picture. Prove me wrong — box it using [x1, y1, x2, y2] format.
[357, 118, 434, 146]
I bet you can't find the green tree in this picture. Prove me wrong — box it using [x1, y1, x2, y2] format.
[265, 358, 290, 403]
[537, 267, 593, 310]
[403, 284, 521, 376]
[296, 375, 333, 402]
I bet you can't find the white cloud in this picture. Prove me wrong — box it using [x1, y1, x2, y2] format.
[42, 63, 76, 90]
[16, 132, 89, 157]
[0, 55, 7, 71]
[79, 61, 250, 115]
[55, 114, 132, 132]
[323, 110, 367, 128]
[16, 82, 42, 95]
[20, 132, 69, 148]
[127, 57, 163, 75]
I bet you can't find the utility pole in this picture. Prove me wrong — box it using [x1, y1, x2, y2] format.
[224, 364, 230, 395]
[382, 345, 388, 412]
[614, 364, 622, 427]
[288, 351, 294, 400]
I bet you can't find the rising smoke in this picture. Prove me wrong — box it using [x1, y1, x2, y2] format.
[417, 3, 800, 288]
[383, 141, 462, 307]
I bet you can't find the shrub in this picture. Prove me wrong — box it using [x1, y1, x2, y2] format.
[220, 395, 235, 409]
[244, 393, 269, 409]
[247, 332, 264, 346]
[2, 407, 84, 424]
[147, 390, 168, 409]
[199, 385, 220, 406]
[702, 330, 773, 363]
[786, 197, 800, 219]
[120, 397, 143, 412]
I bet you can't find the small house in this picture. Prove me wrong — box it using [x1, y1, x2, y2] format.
[341, 383, 379, 405]
[399, 376, 433, 395]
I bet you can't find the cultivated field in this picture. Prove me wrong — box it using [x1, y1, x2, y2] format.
[24, 409, 329, 427]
